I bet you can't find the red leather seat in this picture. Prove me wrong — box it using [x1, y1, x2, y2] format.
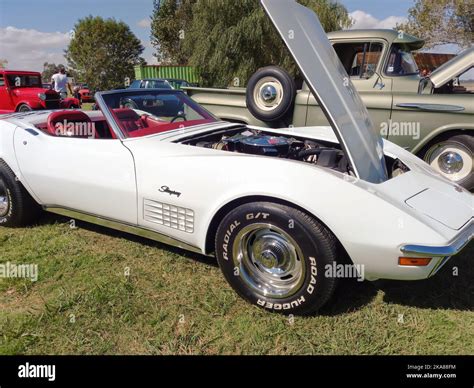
[47, 111, 95, 138]
[113, 108, 147, 133]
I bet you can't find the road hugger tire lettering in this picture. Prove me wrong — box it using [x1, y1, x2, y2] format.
[216, 202, 338, 315]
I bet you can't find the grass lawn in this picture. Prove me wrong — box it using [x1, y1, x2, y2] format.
[81, 103, 94, 111]
[0, 213, 472, 355]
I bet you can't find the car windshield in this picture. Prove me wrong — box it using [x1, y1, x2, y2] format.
[99, 90, 219, 138]
[386, 44, 419, 76]
[7, 74, 42, 88]
[167, 80, 189, 89]
[129, 80, 173, 89]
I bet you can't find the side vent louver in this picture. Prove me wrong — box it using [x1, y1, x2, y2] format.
[144, 199, 194, 233]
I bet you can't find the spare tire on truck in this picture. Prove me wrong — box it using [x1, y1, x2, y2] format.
[246, 66, 296, 123]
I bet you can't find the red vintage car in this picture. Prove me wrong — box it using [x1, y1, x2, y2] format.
[0, 70, 80, 113]
[77, 83, 94, 103]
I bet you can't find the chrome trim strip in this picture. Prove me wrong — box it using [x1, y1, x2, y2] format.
[429, 256, 451, 277]
[396, 103, 465, 112]
[44, 206, 206, 256]
[401, 222, 473, 257]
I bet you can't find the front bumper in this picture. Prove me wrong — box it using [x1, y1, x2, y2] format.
[400, 220, 473, 277]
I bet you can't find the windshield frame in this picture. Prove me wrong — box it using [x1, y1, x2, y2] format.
[384, 44, 420, 77]
[95, 89, 219, 140]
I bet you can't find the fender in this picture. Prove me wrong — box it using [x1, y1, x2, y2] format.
[411, 123, 474, 154]
[0, 122, 42, 204]
[15, 101, 42, 111]
[61, 97, 81, 109]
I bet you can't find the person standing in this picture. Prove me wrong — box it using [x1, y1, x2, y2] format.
[51, 66, 73, 99]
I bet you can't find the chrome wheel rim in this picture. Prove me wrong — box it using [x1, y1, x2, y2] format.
[232, 223, 305, 299]
[253, 77, 284, 112]
[0, 179, 9, 217]
[425, 142, 472, 182]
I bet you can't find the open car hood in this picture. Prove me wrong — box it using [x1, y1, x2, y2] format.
[261, 0, 387, 183]
[426, 47, 474, 89]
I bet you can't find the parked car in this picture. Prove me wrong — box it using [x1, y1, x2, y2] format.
[0, 0, 471, 315]
[186, 30, 474, 190]
[77, 83, 94, 103]
[129, 78, 173, 90]
[164, 78, 191, 90]
[42, 83, 52, 90]
[0, 70, 80, 113]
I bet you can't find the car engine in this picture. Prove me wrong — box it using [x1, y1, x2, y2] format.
[182, 128, 351, 174]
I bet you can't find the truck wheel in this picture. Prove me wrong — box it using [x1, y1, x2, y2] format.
[17, 104, 32, 113]
[215, 202, 338, 315]
[0, 160, 41, 227]
[419, 133, 473, 190]
[246, 66, 296, 123]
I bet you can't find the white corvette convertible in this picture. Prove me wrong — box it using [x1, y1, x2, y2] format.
[0, 1, 472, 314]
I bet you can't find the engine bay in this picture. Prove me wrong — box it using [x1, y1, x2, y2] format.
[179, 126, 409, 178]
[181, 127, 352, 173]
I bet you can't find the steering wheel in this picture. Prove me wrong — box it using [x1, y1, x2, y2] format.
[170, 111, 187, 123]
[121, 98, 138, 109]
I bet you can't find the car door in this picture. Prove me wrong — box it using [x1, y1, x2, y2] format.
[306, 40, 393, 131]
[0, 74, 14, 112]
[390, 93, 472, 151]
[13, 128, 137, 224]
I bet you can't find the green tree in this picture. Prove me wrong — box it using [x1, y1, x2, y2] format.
[150, 0, 352, 87]
[41, 63, 81, 84]
[0, 59, 7, 69]
[66, 16, 145, 91]
[41, 62, 60, 82]
[397, 0, 473, 49]
[150, 0, 196, 64]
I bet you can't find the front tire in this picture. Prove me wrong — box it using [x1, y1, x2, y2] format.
[17, 104, 32, 113]
[419, 133, 473, 190]
[0, 160, 41, 227]
[215, 202, 338, 315]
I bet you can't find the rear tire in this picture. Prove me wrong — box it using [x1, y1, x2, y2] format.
[418, 132, 473, 190]
[0, 160, 41, 227]
[215, 202, 338, 315]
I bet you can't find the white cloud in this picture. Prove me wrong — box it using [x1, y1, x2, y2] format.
[137, 18, 151, 28]
[349, 10, 407, 30]
[0, 26, 70, 72]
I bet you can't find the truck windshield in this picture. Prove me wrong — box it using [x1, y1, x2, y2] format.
[385, 44, 419, 76]
[6, 74, 42, 88]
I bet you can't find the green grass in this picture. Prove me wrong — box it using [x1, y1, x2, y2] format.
[0, 213, 473, 355]
[81, 103, 94, 111]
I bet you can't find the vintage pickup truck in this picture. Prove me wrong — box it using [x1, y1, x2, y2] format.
[186, 30, 474, 189]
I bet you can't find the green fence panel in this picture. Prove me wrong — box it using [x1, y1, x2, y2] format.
[134, 66, 200, 84]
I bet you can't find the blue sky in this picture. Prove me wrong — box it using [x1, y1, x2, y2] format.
[0, 0, 456, 71]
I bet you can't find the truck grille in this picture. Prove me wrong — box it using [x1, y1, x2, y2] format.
[45, 93, 60, 109]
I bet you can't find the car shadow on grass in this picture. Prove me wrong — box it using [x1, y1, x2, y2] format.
[37, 214, 473, 314]
[37, 213, 218, 268]
[377, 245, 473, 311]
[320, 242, 473, 316]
